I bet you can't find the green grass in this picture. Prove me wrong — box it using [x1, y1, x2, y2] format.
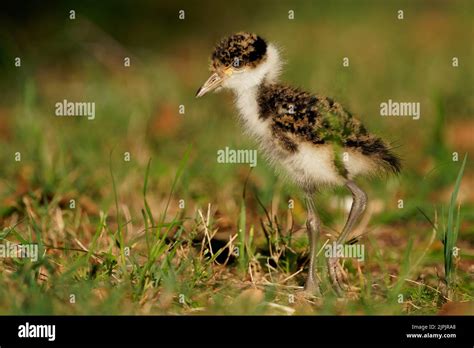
[442, 154, 467, 292]
[0, 0, 473, 315]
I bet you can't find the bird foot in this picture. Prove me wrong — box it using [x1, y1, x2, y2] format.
[328, 257, 348, 296]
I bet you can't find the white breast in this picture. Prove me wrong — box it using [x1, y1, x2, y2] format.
[234, 87, 346, 188]
[234, 86, 271, 141]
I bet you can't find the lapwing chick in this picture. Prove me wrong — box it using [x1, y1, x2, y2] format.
[196, 32, 400, 296]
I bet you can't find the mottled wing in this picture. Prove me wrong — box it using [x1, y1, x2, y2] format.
[258, 84, 401, 173]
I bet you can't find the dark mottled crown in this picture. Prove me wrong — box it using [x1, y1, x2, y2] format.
[211, 32, 267, 70]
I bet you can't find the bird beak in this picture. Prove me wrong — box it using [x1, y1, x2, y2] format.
[196, 71, 227, 98]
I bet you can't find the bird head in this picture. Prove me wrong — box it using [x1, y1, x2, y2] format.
[196, 32, 281, 97]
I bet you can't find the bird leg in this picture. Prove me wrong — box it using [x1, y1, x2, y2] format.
[328, 180, 367, 295]
[304, 192, 322, 296]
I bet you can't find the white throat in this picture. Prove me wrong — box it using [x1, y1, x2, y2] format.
[227, 44, 282, 141]
[222, 44, 282, 94]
